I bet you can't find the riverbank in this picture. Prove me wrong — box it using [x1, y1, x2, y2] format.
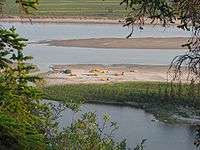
[0, 16, 121, 24]
[40, 64, 171, 85]
[38, 37, 188, 49]
[0, 16, 182, 25]
[43, 81, 200, 124]
[40, 64, 191, 85]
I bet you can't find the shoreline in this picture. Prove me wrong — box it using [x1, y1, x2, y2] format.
[44, 81, 200, 125]
[0, 16, 121, 24]
[86, 100, 200, 125]
[0, 16, 181, 25]
[40, 64, 189, 85]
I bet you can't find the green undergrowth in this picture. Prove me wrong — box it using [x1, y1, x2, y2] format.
[43, 81, 200, 123]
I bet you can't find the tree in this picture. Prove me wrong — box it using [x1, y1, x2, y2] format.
[121, 0, 200, 81]
[0, 1, 131, 150]
[120, 0, 200, 147]
[0, 26, 52, 150]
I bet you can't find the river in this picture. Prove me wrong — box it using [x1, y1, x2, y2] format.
[2, 22, 197, 149]
[58, 103, 196, 150]
[3, 22, 190, 71]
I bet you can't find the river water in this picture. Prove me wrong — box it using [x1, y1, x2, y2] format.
[2, 22, 191, 41]
[3, 22, 189, 71]
[58, 103, 196, 150]
[2, 22, 197, 149]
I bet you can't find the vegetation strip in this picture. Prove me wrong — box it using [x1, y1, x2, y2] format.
[43, 81, 200, 124]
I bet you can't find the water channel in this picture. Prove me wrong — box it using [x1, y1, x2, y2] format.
[3, 22, 197, 149]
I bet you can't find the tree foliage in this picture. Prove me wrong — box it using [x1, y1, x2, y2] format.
[121, 0, 200, 81]
[0, 26, 130, 149]
[120, 0, 200, 147]
[56, 112, 127, 150]
[0, 1, 132, 150]
[0, 26, 51, 149]
[0, 26, 131, 149]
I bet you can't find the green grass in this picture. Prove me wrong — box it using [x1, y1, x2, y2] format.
[43, 81, 200, 106]
[43, 81, 200, 123]
[3, 0, 128, 18]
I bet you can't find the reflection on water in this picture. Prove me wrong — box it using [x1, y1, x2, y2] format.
[57, 103, 196, 150]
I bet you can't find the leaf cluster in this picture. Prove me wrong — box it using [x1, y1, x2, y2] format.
[56, 112, 127, 150]
[120, 0, 200, 82]
[0, 27, 130, 149]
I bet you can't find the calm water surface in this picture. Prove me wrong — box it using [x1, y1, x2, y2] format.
[25, 44, 185, 71]
[2, 22, 191, 41]
[2, 22, 189, 71]
[57, 103, 196, 150]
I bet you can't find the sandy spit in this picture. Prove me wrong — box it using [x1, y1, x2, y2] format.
[41, 64, 173, 85]
[38, 37, 189, 49]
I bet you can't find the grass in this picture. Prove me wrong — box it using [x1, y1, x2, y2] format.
[3, 0, 128, 18]
[43, 81, 200, 123]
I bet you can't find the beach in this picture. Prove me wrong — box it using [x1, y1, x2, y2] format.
[41, 64, 175, 85]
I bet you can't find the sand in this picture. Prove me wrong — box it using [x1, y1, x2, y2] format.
[38, 37, 189, 49]
[0, 16, 182, 25]
[41, 64, 174, 85]
[0, 16, 120, 24]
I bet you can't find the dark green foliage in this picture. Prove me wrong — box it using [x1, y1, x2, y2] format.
[0, 1, 136, 149]
[44, 82, 200, 107]
[0, 27, 129, 150]
[0, 112, 47, 150]
[11, 0, 38, 14]
[0, 27, 51, 149]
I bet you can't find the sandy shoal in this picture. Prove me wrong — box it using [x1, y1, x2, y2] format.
[38, 37, 189, 49]
[41, 64, 182, 85]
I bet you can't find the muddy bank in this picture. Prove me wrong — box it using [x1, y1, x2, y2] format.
[38, 37, 188, 49]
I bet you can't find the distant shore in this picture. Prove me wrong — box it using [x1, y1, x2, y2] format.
[0, 16, 121, 24]
[38, 37, 189, 49]
[0, 16, 182, 25]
